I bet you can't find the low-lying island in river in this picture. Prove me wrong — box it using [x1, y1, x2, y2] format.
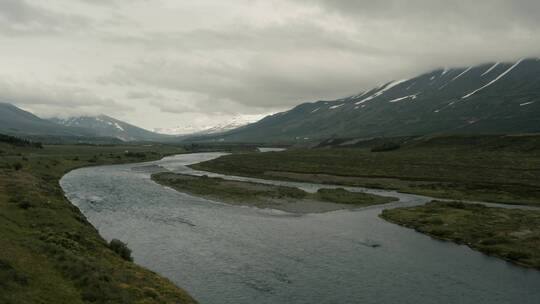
[381, 201, 540, 269]
[152, 172, 398, 213]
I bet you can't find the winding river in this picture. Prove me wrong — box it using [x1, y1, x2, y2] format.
[60, 153, 540, 304]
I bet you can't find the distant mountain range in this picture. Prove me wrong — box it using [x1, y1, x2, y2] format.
[154, 114, 268, 136]
[50, 115, 170, 142]
[0, 103, 169, 142]
[0, 103, 94, 137]
[211, 58, 540, 142]
[2, 58, 540, 143]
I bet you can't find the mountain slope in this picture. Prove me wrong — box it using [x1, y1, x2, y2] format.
[51, 115, 170, 141]
[0, 103, 92, 137]
[216, 58, 540, 142]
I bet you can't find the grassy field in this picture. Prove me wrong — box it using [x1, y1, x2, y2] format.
[152, 173, 397, 212]
[191, 135, 540, 206]
[0, 139, 197, 304]
[381, 201, 540, 269]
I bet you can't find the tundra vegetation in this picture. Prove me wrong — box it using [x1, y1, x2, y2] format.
[192, 135, 540, 206]
[381, 201, 540, 269]
[153, 173, 397, 213]
[0, 135, 196, 304]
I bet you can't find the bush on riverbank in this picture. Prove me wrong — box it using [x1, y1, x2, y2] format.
[109, 239, 133, 262]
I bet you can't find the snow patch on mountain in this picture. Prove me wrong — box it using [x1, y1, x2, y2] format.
[355, 79, 409, 105]
[389, 94, 418, 103]
[114, 122, 125, 131]
[481, 62, 499, 76]
[451, 67, 472, 82]
[462, 59, 523, 99]
[329, 104, 345, 109]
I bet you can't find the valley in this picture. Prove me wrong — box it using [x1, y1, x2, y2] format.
[3, 2, 540, 303]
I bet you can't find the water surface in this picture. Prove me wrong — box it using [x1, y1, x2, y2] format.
[61, 153, 540, 304]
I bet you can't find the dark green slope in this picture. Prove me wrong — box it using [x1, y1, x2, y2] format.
[217, 58, 540, 142]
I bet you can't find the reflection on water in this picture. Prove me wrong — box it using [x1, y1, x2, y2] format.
[61, 153, 540, 304]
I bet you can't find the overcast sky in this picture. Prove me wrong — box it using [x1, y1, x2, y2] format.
[1, 0, 539, 131]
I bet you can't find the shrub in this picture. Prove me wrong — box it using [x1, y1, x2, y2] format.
[125, 152, 146, 158]
[13, 162, 23, 171]
[506, 250, 531, 261]
[18, 200, 33, 209]
[0, 259, 28, 287]
[0, 134, 42, 148]
[371, 142, 400, 152]
[109, 239, 133, 262]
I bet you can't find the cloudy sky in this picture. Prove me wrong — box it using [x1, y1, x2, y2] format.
[1, 0, 539, 132]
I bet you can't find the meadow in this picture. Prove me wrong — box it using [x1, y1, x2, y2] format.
[192, 135, 540, 206]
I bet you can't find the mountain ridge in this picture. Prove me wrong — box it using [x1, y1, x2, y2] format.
[207, 58, 540, 143]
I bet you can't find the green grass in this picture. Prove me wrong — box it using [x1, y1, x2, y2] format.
[152, 173, 396, 209]
[191, 135, 540, 206]
[0, 141, 197, 304]
[380, 201, 540, 269]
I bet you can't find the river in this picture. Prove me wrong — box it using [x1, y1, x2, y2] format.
[60, 152, 540, 304]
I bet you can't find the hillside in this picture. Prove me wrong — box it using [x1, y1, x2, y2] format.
[0, 103, 92, 137]
[51, 115, 171, 142]
[0, 140, 196, 303]
[212, 58, 540, 143]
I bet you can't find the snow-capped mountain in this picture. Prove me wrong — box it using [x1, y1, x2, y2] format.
[211, 58, 540, 142]
[51, 115, 169, 141]
[154, 114, 268, 136]
[0, 103, 94, 137]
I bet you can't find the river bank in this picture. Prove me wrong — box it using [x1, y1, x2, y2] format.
[381, 201, 540, 269]
[0, 143, 196, 303]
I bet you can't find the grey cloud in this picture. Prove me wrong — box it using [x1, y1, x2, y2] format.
[96, 0, 540, 116]
[103, 55, 377, 111]
[0, 0, 90, 35]
[105, 23, 383, 55]
[1, 0, 539, 129]
[0, 78, 131, 117]
[126, 91, 162, 100]
[302, 0, 540, 28]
